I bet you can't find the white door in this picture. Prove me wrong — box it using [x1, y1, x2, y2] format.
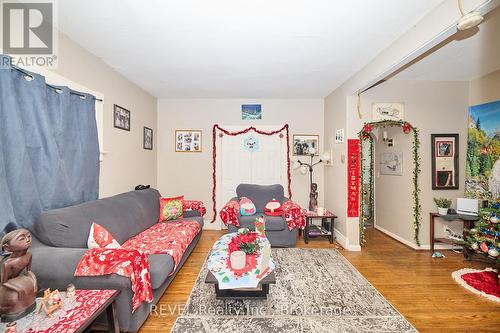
[215, 126, 289, 226]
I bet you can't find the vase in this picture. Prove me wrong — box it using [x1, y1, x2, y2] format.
[230, 251, 246, 270]
[438, 207, 448, 215]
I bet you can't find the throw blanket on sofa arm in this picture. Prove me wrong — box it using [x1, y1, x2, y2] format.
[219, 200, 240, 227]
[219, 199, 305, 230]
[281, 200, 306, 230]
[182, 200, 206, 217]
[74, 220, 201, 311]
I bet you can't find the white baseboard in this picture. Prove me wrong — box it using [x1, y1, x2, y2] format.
[375, 225, 419, 249]
[334, 228, 361, 251]
[374, 225, 461, 251]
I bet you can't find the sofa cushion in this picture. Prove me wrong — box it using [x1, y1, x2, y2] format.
[148, 254, 174, 289]
[238, 215, 286, 231]
[34, 189, 161, 248]
[142, 216, 204, 289]
[236, 184, 285, 213]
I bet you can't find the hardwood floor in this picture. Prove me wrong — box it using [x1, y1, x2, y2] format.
[139, 228, 500, 333]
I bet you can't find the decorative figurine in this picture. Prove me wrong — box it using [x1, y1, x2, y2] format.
[0, 229, 38, 322]
[255, 216, 266, 238]
[66, 284, 76, 298]
[38, 289, 62, 317]
[309, 183, 318, 211]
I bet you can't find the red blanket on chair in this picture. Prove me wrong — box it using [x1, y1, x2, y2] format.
[75, 220, 201, 311]
[219, 199, 305, 230]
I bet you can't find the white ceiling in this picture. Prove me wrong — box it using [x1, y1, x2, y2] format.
[393, 6, 500, 81]
[57, 0, 445, 98]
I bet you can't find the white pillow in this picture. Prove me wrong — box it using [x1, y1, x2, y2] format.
[87, 222, 121, 249]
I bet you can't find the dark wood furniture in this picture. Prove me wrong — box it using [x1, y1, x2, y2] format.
[205, 271, 276, 300]
[304, 210, 337, 244]
[79, 290, 120, 333]
[0, 290, 120, 333]
[429, 212, 478, 253]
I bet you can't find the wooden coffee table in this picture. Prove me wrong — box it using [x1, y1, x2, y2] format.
[205, 270, 276, 300]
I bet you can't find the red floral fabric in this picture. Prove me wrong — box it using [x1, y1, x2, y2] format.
[75, 221, 201, 311]
[282, 200, 306, 230]
[220, 199, 304, 230]
[182, 199, 207, 217]
[122, 220, 201, 267]
[219, 200, 240, 227]
[24, 290, 117, 333]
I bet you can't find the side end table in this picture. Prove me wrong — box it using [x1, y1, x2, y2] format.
[304, 210, 337, 244]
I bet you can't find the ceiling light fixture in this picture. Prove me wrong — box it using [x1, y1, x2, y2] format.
[456, 0, 484, 31]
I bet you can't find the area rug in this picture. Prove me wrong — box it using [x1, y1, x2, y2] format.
[451, 268, 500, 303]
[171, 248, 417, 332]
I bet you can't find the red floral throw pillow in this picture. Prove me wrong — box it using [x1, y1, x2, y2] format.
[87, 222, 121, 249]
[160, 196, 184, 221]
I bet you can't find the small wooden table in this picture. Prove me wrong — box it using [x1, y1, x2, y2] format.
[429, 212, 478, 253]
[205, 270, 276, 300]
[0, 290, 120, 333]
[304, 210, 337, 244]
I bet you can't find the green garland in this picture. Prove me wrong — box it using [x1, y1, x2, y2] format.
[358, 120, 421, 246]
[359, 136, 374, 245]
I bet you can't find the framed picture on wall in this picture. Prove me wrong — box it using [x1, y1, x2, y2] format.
[143, 127, 153, 150]
[113, 104, 130, 131]
[293, 134, 319, 156]
[380, 152, 403, 176]
[372, 102, 404, 121]
[431, 134, 459, 190]
[241, 104, 262, 120]
[175, 130, 202, 152]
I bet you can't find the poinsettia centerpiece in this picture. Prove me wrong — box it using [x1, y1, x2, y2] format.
[228, 230, 259, 254]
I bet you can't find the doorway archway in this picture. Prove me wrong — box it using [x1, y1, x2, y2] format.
[358, 120, 422, 246]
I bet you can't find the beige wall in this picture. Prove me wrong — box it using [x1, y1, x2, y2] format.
[52, 33, 158, 197]
[324, 88, 348, 238]
[157, 99, 324, 225]
[469, 69, 500, 105]
[362, 80, 469, 247]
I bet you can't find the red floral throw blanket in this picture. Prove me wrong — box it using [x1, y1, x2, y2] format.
[75, 220, 201, 311]
[182, 199, 207, 217]
[219, 200, 240, 226]
[219, 199, 305, 230]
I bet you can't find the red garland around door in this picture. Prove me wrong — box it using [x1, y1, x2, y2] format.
[211, 124, 292, 222]
[347, 139, 360, 217]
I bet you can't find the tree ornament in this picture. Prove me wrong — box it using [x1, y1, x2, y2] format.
[480, 242, 489, 253]
[402, 122, 413, 134]
[488, 248, 499, 257]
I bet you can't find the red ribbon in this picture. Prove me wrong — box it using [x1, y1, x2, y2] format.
[211, 124, 292, 222]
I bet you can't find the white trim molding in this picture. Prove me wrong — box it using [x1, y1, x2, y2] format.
[334, 228, 361, 251]
[375, 225, 461, 251]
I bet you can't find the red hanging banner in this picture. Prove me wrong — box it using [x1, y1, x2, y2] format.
[347, 139, 360, 217]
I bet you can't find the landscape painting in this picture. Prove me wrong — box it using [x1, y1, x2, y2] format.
[242, 104, 262, 120]
[466, 100, 500, 199]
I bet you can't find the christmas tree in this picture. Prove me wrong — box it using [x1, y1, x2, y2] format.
[463, 201, 500, 264]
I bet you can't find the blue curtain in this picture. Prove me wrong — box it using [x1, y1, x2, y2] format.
[0, 55, 99, 233]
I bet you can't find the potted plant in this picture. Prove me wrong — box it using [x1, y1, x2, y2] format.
[434, 197, 452, 215]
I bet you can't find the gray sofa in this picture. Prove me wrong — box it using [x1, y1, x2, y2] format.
[227, 184, 297, 247]
[30, 188, 203, 332]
